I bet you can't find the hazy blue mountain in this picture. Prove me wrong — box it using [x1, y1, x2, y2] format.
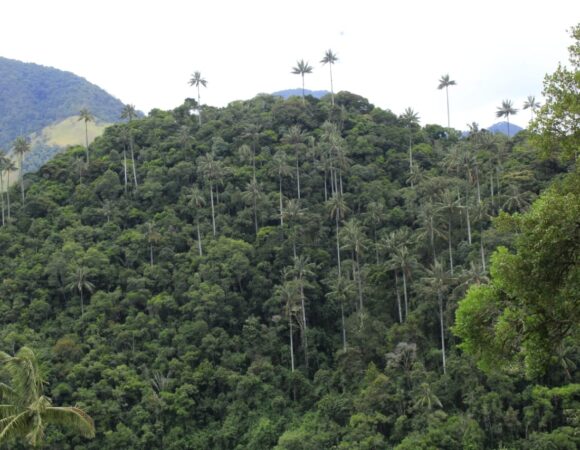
[0, 56, 125, 149]
[272, 88, 330, 99]
[486, 121, 524, 136]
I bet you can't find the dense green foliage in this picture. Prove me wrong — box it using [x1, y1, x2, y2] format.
[0, 84, 577, 449]
[0, 57, 125, 149]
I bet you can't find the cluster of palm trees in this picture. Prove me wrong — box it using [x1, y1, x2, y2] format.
[289, 49, 339, 106]
[436, 73, 539, 137]
[0, 136, 30, 225]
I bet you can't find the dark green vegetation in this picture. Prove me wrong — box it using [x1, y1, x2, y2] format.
[0, 88, 576, 449]
[0, 57, 124, 149]
[0, 57, 125, 172]
[0, 27, 578, 449]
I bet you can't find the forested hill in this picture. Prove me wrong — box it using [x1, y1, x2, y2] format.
[0, 88, 577, 449]
[0, 57, 124, 148]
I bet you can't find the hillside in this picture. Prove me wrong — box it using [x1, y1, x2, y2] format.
[0, 57, 124, 170]
[0, 87, 576, 449]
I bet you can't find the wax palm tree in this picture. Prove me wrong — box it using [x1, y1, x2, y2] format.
[340, 219, 367, 319]
[435, 189, 460, 274]
[289, 256, 316, 368]
[422, 260, 454, 374]
[0, 347, 95, 447]
[291, 59, 313, 105]
[145, 222, 161, 266]
[437, 74, 457, 129]
[364, 200, 386, 263]
[496, 99, 518, 137]
[189, 71, 207, 125]
[327, 194, 349, 277]
[0, 158, 16, 222]
[380, 230, 411, 323]
[283, 199, 305, 257]
[401, 107, 420, 178]
[0, 152, 7, 225]
[66, 266, 95, 317]
[388, 245, 417, 320]
[269, 150, 293, 229]
[326, 275, 356, 351]
[414, 382, 443, 411]
[12, 137, 30, 203]
[197, 153, 222, 236]
[416, 202, 444, 264]
[78, 108, 94, 164]
[277, 280, 301, 372]
[283, 125, 305, 199]
[523, 95, 541, 121]
[241, 178, 263, 235]
[121, 104, 139, 187]
[186, 186, 206, 256]
[320, 49, 338, 105]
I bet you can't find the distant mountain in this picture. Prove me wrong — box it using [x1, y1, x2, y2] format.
[486, 121, 524, 136]
[272, 88, 330, 99]
[0, 57, 126, 171]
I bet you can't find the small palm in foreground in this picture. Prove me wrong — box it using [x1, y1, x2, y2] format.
[496, 99, 518, 137]
[0, 347, 95, 447]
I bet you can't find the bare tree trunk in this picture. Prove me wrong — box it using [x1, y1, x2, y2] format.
[279, 176, 284, 228]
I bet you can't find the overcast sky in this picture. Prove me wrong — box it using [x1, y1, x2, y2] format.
[1, 0, 578, 129]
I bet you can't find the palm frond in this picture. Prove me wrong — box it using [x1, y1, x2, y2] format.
[45, 406, 96, 438]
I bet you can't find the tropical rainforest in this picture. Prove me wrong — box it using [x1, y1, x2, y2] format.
[0, 27, 578, 450]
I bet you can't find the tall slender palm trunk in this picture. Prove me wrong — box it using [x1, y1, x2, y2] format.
[85, 121, 90, 164]
[196, 216, 203, 256]
[129, 133, 138, 187]
[123, 146, 128, 193]
[448, 218, 454, 275]
[295, 156, 301, 200]
[209, 181, 216, 236]
[279, 177, 284, 228]
[299, 283, 309, 369]
[197, 86, 202, 126]
[445, 86, 451, 128]
[402, 270, 409, 320]
[19, 154, 24, 203]
[6, 171, 11, 220]
[328, 64, 335, 106]
[438, 291, 447, 374]
[395, 271, 403, 323]
[0, 171, 4, 226]
[289, 317, 295, 372]
[340, 299, 347, 351]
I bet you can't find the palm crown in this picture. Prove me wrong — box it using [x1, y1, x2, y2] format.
[0, 347, 95, 447]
